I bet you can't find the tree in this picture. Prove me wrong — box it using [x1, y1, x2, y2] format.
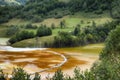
[0, 70, 6, 80]
[9, 30, 35, 44]
[11, 68, 31, 80]
[92, 21, 96, 28]
[6, 25, 20, 36]
[36, 25, 52, 37]
[51, 23, 56, 29]
[74, 24, 81, 36]
[52, 70, 64, 80]
[92, 26, 120, 80]
[60, 20, 66, 29]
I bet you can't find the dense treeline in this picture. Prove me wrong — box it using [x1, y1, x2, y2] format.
[52, 20, 120, 47]
[53, 32, 78, 47]
[0, 0, 120, 23]
[17, 0, 120, 20]
[9, 30, 35, 44]
[11, 0, 68, 23]
[8, 24, 52, 44]
[0, 6, 22, 24]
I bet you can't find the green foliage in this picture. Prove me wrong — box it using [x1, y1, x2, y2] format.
[91, 26, 120, 80]
[100, 25, 120, 59]
[92, 59, 120, 80]
[46, 68, 95, 80]
[10, 68, 31, 80]
[9, 30, 35, 44]
[6, 25, 20, 36]
[52, 70, 64, 80]
[10, 68, 41, 80]
[60, 20, 66, 29]
[73, 24, 80, 36]
[25, 24, 37, 29]
[52, 20, 120, 48]
[74, 68, 95, 80]
[8, 24, 52, 44]
[36, 25, 52, 37]
[53, 32, 78, 47]
[0, 70, 6, 80]
[1, 0, 120, 24]
[33, 73, 41, 80]
[51, 23, 56, 29]
[0, 6, 22, 23]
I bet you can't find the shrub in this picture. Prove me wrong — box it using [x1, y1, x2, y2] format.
[36, 25, 52, 37]
[0, 70, 6, 80]
[10, 68, 31, 80]
[6, 25, 20, 36]
[52, 70, 64, 80]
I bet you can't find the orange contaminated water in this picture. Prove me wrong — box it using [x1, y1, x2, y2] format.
[0, 49, 88, 73]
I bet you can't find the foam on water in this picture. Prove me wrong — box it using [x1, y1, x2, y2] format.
[0, 46, 46, 52]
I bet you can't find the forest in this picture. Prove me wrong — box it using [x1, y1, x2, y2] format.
[0, 0, 120, 23]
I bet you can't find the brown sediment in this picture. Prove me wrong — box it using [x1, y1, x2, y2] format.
[0, 50, 64, 69]
[0, 49, 89, 73]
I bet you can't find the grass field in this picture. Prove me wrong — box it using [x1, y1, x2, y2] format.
[3, 19, 30, 26]
[0, 25, 8, 37]
[2, 12, 112, 27]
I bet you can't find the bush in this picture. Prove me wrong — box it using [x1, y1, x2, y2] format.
[0, 70, 6, 80]
[52, 70, 64, 80]
[10, 68, 31, 80]
[92, 26, 120, 80]
[53, 32, 79, 47]
[6, 25, 20, 36]
[9, 30, 35, 44]
[36, 25, 52, 37]
[25, 24, 37, 29]
[10, 68, 41, 80]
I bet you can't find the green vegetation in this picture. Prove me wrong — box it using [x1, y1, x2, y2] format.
[91, 26, 120, 80]
[0, 68, 41, 80]
[36, 25, 52, 37]
[51, 20, 120, 48]
[9, 30, 35, 44]
[8, 24, 52, 44]
[10, 20, 119, 48]
[6, 25, 20, 36]
[53, 32, 78, 47]
[0, 0, 120, 24]
[12, 36, 54, 48]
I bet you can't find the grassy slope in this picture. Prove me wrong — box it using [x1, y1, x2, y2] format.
[0, 25, 8, 37]
[2, 19, 30, 26]
[0, 12, 113, 47]
[12, 35, 54, 47]
[2, 12, 112, 27]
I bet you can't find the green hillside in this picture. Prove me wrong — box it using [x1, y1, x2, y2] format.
[0, 0, 120, 24]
